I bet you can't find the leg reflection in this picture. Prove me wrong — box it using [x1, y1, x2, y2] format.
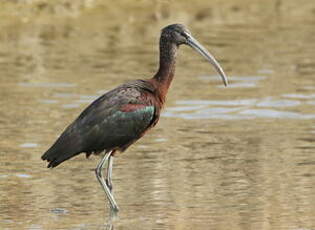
[102, 208, 118, 230]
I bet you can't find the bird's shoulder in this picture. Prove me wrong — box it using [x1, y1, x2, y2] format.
[121, 79, 156, 94]
[76, 80, 156, 123]
[55, 80, 160, 153]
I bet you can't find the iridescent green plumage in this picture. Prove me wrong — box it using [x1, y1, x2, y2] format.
[41, 24, 228, 212]
[42, 80, 158, 168]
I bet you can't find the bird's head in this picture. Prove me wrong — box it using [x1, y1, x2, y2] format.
[161, 24, 191, 46]
[161, 24, 228, 86]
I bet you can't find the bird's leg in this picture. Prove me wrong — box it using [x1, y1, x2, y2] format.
[106, 155, 114, 192]
[95, 150, 119, 212]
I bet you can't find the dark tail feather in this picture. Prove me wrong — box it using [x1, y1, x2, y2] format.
[41, 142, 81, 168]
[42, 121, 84, 168]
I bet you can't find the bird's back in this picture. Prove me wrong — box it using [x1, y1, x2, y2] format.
[42, 80, 160, 168]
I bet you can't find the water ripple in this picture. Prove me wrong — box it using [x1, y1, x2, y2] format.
[239, 109, 315, 119]
[20, 143, 38, 148]
[166, 97, 315, 120]
[18, 82, 76, 88]
[282, 94, 315, 99]
[256, 98, 300, 107]
[199, 75, 266, 88]
[176, 99, 256, 106]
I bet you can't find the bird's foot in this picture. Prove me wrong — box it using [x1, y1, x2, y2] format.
[110, 204, 119, 214]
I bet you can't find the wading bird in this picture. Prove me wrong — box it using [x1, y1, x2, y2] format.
[41, 24, 228, 212]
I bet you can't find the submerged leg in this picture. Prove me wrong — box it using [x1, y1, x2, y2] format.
[95, 150, 119, 212]
[106, 155, 114, 191]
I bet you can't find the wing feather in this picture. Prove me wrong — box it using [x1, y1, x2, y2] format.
[41, 81, 157, 168]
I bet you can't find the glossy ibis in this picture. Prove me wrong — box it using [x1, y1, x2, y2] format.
[41, 24, 228, 212]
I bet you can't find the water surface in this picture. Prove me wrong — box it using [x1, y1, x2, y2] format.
[1, 1, 315, 229]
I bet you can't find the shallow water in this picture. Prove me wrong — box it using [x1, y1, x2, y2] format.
[1, 1, 315, 229]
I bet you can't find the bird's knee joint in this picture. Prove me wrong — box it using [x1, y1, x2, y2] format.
[95, 168, 102, 177]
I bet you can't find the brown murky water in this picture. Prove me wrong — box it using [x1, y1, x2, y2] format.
[1, 1, 315, 229]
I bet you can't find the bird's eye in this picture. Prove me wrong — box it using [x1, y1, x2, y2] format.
[175, 30, 187, 38]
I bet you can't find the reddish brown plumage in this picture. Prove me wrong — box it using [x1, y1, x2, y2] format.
[41, 23, 228, 213]
[41, 23, 227, 169]
[120, 104, 147, 112]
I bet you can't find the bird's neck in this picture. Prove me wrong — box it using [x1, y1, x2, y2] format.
[152, 38, 178, 102]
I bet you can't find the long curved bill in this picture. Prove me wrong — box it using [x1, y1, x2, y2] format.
[186, 34, 228, 86]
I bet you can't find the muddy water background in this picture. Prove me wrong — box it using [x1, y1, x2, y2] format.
[1, 0, 315, 229]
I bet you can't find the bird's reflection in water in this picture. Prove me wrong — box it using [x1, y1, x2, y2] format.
[101, 209, 117, 230]
[40, 24, 228, 213]
[103, 222, 113, 230]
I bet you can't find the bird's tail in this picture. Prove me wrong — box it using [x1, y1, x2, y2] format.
[41, 138, 81, 168]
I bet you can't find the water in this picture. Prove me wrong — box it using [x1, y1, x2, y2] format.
[1, 1, 315, 229]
